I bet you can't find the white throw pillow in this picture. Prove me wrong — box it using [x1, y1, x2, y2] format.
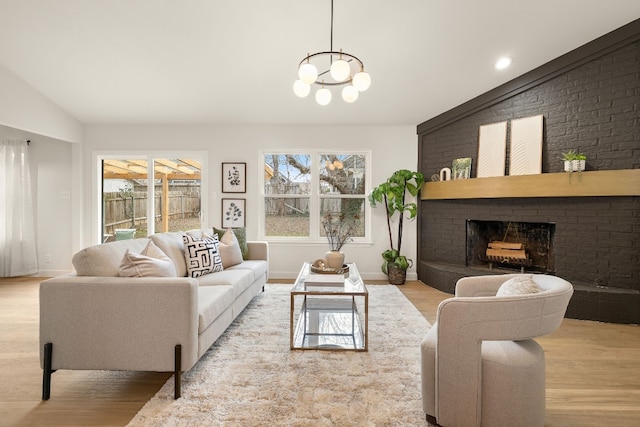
[496, 276, 542, 297]
[217, 229, 244, 268]
[119, 240, 177, 277]
[183, 233, 224, 278]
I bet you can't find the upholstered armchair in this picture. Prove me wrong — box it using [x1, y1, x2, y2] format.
[421, 274, 573, 427]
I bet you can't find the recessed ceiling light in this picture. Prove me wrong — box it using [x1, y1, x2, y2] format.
[494, 57, 512, 70]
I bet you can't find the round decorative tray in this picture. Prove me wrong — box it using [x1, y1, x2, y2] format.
[310, 261, 349, 275]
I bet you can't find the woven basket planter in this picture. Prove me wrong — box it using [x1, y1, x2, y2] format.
[387, 265, 407, 285]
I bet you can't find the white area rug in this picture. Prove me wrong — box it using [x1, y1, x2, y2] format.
[127, 284, 432, 427]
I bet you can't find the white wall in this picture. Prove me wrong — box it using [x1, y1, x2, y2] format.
[84, 124, 418, 280]
[0, 63, 83, 143]
[0, 63, 420, 280]
[0, 125, 75, 276]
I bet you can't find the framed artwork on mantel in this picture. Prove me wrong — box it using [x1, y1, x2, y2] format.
[452, 157, 472, 180]
[509, 115, 543, 176]
[477, 121, 507, 178]
[222, 162, 246, 193]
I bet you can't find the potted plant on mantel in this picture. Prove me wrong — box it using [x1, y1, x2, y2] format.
[562, 149, 586, 172]
[368, 169, 425, 285]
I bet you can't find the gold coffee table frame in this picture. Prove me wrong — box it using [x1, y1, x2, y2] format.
[290, 262, 368, 351]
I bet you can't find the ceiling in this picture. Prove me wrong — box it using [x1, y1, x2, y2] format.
[1, 1, 639, 127]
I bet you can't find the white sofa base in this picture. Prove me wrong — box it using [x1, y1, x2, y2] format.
[40, 233, 268, 400]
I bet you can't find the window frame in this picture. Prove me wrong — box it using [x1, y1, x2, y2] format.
[259, 150, 371, 244]
[93, 151, 208, 245]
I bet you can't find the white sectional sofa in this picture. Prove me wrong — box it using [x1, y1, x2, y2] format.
[39, 229, 269, 399]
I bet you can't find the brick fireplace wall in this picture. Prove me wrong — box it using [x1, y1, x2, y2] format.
[416, 20, 639, 323]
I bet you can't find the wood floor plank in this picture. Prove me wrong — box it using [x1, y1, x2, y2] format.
[1, 277, 639, 426]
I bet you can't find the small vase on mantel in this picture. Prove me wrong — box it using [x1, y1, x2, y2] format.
[325, 250, 345, 270]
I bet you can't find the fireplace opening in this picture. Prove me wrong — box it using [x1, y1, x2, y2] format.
[466, 220, 555, 273]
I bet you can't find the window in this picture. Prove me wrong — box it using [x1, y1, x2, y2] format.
[98, 154, 204, 243]
[261, 151, 369, 241]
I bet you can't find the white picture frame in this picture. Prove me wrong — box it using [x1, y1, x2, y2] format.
[509, 115, 544, 175]
[477, 121, 507, 178]
[452, 157, 472, 180]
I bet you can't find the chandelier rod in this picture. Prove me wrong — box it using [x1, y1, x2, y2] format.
[330, 0, 334, 51]
[330, 0, 335, 64]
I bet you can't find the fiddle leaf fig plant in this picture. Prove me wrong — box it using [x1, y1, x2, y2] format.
[368, 169, 425, 277]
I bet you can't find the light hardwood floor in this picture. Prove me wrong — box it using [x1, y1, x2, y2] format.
[1, 277, 638, 426]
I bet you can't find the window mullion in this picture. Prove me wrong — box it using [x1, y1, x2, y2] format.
[309, 152, 320, 240]
[147, 158, 155, 236]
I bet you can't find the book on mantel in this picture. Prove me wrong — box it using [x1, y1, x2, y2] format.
[304, 273, 345, 288]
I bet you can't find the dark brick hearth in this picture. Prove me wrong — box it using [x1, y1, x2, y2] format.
[418, 197, 639, 323]
[416, 20, 640, 324]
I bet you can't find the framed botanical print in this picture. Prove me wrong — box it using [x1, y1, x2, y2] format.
[221, 198, 246, 228]
[222, 162, 246, 193]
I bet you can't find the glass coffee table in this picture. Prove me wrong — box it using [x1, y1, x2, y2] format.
[290, 262, 368, 351]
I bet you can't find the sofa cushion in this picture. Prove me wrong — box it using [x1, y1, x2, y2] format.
[150, 232, 188, 277]
[197, 285, 235, 334]
[195, 269, 254, 298]
[218, 229, 244, 268]
[225, 260, 268, 282]
[73, 238, 151, 276]
[119, 240, 177, 277]
[183, 234, 223, 278]
[496, 275, 542, 297]
[214, 226, 248, 259]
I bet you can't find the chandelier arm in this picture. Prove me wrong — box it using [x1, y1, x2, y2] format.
[298, 51, 363, 86]
[298, 51, 363, 68]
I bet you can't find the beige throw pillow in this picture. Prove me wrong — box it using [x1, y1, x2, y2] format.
[119, 240, 177, 277]
[496, 275, 542, 297]
[214, 226, 249, 259]
[217, 229, 244, 268]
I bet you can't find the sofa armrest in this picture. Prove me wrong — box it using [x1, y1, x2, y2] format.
[246, 241, 269, 261]
[39, 275, 200, 373]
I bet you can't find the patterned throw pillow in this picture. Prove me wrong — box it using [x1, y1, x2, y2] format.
[119, 240, 177, 277]
[496, 276, 542, 296]
[182, 234, 223, 278]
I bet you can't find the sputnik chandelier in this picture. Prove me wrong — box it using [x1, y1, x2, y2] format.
[293, 0, 371, 105]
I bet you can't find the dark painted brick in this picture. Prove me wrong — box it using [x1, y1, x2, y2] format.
[418, 39, 640, 323]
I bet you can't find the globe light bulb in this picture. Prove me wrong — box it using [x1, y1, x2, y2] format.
[293, 80, 310, 98]
[298, 62, 318, 84]
[352, 71, 371, 92]
[330, 59, 351, 82]
[342, 85, 359, 103]
[315, 87, 332, 106]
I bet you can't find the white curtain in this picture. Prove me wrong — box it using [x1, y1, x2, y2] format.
[0, 138, 38, 276]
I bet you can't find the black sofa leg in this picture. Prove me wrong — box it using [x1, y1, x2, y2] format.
[174, 344, 182, 399]
[426, 414, 441, 426]
[42, 342, 53, 400]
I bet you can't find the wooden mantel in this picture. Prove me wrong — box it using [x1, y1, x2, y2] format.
[421, 169, 640, 200]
